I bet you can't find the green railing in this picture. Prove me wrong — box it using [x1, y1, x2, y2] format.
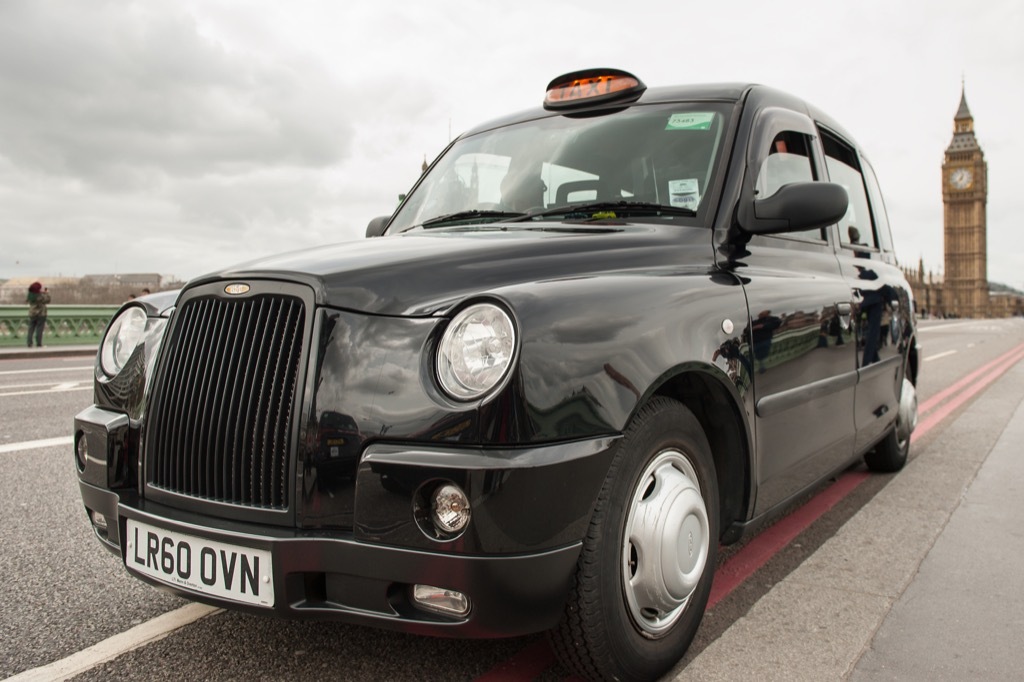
[0, 305, 118, 347]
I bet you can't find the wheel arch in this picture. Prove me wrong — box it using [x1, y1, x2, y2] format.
[907, 334, 920, 385]
[649, 366, 752, 545]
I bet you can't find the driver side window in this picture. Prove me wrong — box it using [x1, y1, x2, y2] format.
[755, 132, 826, 241]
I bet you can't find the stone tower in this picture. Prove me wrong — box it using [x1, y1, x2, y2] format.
[941, 86, 988, 318]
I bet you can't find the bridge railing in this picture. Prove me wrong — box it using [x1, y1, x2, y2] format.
[0, 305, 119, 347]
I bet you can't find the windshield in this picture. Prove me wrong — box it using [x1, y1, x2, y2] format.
[389, 102, 731, 232]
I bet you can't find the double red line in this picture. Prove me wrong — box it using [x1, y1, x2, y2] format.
[913, 342, 1024, 439]
[479, 342, 1024, 681]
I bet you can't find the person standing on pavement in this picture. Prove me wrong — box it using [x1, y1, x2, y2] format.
[26, 281, 51, 348]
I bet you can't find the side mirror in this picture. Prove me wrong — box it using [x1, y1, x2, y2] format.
[743, 182, 848, 235]
[365, 216, 390, 238]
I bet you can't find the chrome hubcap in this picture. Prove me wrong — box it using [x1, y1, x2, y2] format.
[622, 449, 709, 637]
[897, 377, 918, 445]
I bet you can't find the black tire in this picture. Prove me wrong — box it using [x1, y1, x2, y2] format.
[865, 376, 917, 473]
[548, 397, 719, 682]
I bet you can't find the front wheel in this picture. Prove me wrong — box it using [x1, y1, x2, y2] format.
[549, 398, 719, 681]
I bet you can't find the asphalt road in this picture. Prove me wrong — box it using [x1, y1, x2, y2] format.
[1, 317, 1022, 681]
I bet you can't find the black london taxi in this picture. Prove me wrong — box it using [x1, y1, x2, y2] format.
[75, 69, 918, 681]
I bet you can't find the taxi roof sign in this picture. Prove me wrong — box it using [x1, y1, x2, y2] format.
[544, 68, 646, 110]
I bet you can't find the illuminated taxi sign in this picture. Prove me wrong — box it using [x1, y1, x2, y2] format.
[544, 68, 646, 110]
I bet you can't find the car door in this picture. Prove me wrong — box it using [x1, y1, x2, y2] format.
[823, 129, 911, 450]
[736, 108, 858, 514]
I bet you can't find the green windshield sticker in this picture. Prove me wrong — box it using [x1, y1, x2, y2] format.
[665, 112, 715, 131]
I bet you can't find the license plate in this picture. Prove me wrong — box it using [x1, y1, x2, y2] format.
[125, 518, 274, 607]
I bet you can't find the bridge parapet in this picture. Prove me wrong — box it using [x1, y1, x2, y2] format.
[0, 305, 118, 347]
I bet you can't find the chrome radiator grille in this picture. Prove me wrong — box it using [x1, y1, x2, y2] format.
[145, 292, 306, 511]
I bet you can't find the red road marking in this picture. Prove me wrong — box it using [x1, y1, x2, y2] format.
[479, 343, 1024, 680]
[707, 470, 869, 609]
[917, 343, 1024, 418]
[914, 344, 1024, 440]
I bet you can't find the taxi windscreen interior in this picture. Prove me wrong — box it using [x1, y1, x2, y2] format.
[392, 103, 730, 229]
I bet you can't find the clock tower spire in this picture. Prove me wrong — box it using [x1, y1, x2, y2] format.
[942, 83, 988, 318]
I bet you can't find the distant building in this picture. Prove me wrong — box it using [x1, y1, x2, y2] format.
[902, 258, 944, 319]
[0, 273, 171, 305]
[82, 273, 162, 290]
[941, 87, 989, 317]
[910, 87, 1022, 318]
[990, 290, 1024, 318]
[0, 276, 80, 303]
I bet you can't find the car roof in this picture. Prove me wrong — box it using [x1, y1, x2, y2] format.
[459, 81, 862, 154]
[460, 83, 754, 137]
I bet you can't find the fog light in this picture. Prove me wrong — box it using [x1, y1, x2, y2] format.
[412, 584, 471, 617]
[432, 484, 471, 534]
[75, 433, 88, 472]
[90, 510, 108, 531]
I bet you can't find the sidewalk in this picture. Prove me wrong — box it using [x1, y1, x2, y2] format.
[0, 345, 97, 360]
[678, 359, 1024, 680]
[851, 370, 1024, 680]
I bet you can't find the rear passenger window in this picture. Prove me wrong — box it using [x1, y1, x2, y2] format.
[822, 131, 877, 250]
[861, 159, 895, 253]
[756, 131, 826, 241]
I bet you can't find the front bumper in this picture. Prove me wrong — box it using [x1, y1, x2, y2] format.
[80, 481, 581, 637]
[75, 406, 618, 637]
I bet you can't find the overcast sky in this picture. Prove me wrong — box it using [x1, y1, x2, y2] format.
[1, 0, 1022, 290]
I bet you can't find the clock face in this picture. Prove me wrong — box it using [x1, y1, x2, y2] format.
[950, 168, 973, 189]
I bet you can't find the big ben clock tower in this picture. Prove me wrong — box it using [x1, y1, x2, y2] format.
[942, 86, 988, 318]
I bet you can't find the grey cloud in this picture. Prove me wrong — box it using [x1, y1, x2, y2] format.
[0, 0, 352, 188]
[169, 171, 323, 233]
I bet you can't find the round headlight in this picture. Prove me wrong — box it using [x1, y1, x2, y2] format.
[437, 303, 517, 401]
[100, 306, 148, 377]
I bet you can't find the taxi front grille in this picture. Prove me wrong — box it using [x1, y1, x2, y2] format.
[145, 292, 306, 511]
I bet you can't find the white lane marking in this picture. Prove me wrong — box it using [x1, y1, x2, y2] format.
[0, 436, 73, 454]
[916, 320, 990, 333]
[51, 382, 80, 390]
[4, 603, 222, 682]
[0, 366, 92, 376]
[0, 382, 81, 390]
[0, 386, 91, 398]
[924, 350, 958, 363]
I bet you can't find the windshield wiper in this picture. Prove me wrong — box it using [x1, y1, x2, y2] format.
[420, 209, 528, 228]
[510, 201, 697, 221]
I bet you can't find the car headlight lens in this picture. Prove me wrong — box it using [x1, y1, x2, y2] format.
[437, 303, 517, 401]
[100, 306, 148, 377]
